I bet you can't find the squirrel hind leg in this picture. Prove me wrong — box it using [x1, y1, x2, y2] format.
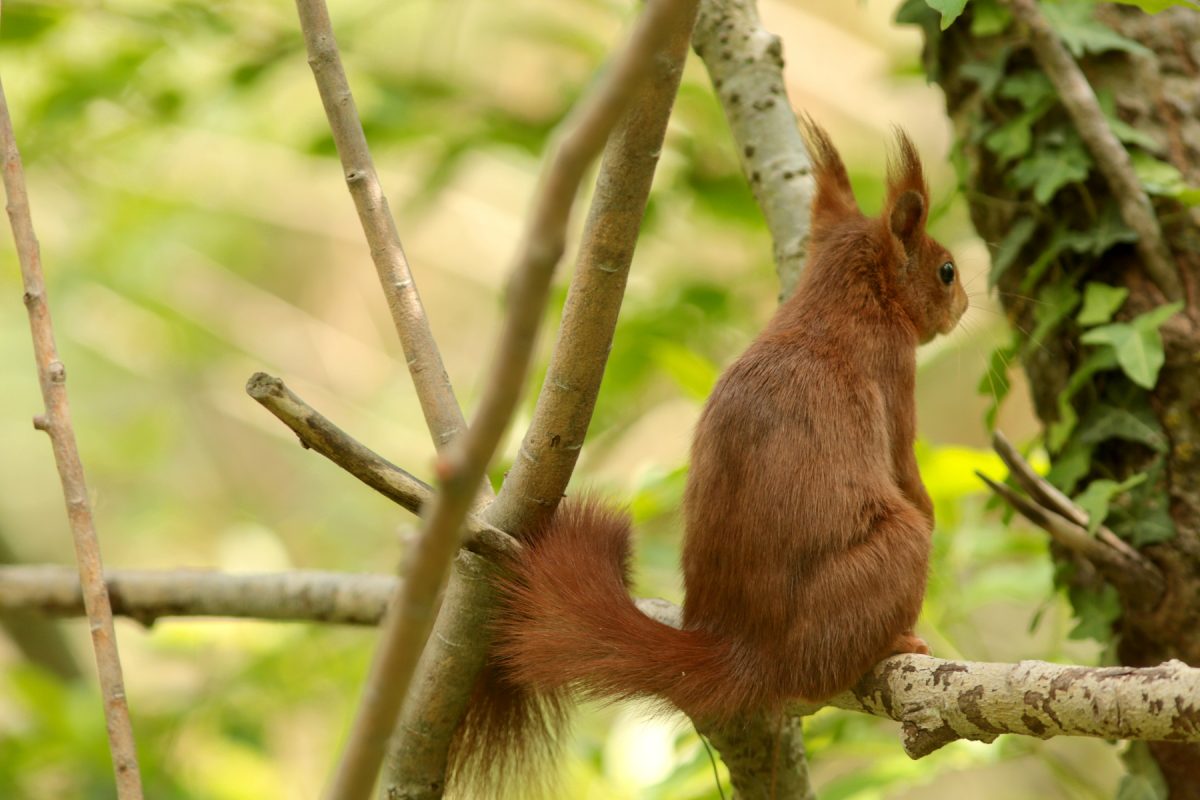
[886, 630, 930, 657]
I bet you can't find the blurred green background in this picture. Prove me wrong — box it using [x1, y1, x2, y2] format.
[0, 0, 1122, 797]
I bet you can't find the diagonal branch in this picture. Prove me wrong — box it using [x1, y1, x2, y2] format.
[382, 9, 701, 795]
[980, 431, 1163, 608]
[1003, 0, 1184, 302]
[0, 75, 144, 798]
[322, 3, 695, 797]
[244, 372, 515, 557]
[9, 566, 1200, 758]
[294, 0, 478, 455]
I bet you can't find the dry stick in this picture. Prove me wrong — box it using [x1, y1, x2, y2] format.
[8, 567, 1200, 756]
[293, 0, 480, 459]
[382, 7, 701, 793]
[1004, 0, 1183, 302]
[0, 76, 145, 799]
[0, 565, 396, 626]
[487, 2, 701, 538]
[322, 3, 691, 797]
[245, 372, 515, 557]
[990, 430, 1161, 583]
[693, 0, 815, 301]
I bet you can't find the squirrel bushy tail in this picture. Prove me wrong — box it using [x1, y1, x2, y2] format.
[449, 498, 760, 792]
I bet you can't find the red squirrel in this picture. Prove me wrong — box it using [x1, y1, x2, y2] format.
[451, 121, 968, 784]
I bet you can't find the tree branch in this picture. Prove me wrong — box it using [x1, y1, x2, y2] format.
[382, 8, 701, 794]
[979, 430, 1163, 608]
[244, 372, 515, 557]
[692, 0, 815, 300]
[485, 7, 699, 538]
[9, 566, 1199, 759]
[294, 0, 477, 454]
[1003, 0, 1184, 302]
[0, 75, 144, 799]
[323, 3, 695, 797]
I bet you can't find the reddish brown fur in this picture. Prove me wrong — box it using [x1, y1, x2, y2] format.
[451, 122, 968, 790]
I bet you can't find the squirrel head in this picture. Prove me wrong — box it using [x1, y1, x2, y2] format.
[800, 119, 968, 344]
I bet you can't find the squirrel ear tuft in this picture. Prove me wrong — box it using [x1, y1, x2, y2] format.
[884, 128, 929, 248]
[889, 190, 925, 248]
[800, 115, 860, 228]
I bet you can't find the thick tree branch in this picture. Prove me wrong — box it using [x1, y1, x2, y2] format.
[10, 567, 1199, 760]
[1003, 0, 1184, 302]
[486, 9, 699, 538]
[0, 75, 144, 798]
[324, 4, 695, 797]
[832, 655, 1200, 758]
[382, 9, 701, 795]
[244, 372, 515, 557]
[692, 0, 815, 300]
[294, 0, 477, 455]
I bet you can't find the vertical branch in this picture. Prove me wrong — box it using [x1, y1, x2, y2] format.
[486, 5, 700, 538]
[0, 77, 145, 799]
[322, 3, 694, 797]
[381, 7, 699, 792]
[1003, 0, 1184, 302]
[294, 0, 480, 456]
[693, 0, 814, 299]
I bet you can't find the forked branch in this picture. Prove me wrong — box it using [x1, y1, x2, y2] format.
[322, 2, 696, 797]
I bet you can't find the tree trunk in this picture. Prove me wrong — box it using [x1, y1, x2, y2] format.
[903, 1, 1200, 795]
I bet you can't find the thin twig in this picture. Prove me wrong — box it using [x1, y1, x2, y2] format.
[991, 430, 1154, 570]
[1004, 0, 1183, 302]
[245, 372, 515, 556]
[0, 76, 144, 798]
[693, 0, 815, 299]
[323, 3, 692, 797]
[293, 0, 481, 458]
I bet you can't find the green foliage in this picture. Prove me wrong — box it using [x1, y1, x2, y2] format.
[922, 0, 971, 29]
[1076, 282, 1129, 327]
[1118, 742, 1169, 800]
[1010, 135, 1092, 204]
[1073, 474, 1147, 535]
[1067, 582, 1121, 642]
[1109, 0, 1200, 13]
[1079, 302, 1184, 389]
[1042, 0, 1152, 58]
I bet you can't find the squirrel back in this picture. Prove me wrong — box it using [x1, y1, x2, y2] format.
[450, 121, 968, 792]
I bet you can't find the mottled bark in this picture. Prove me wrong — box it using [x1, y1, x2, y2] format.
[906, 1, 1200, 793]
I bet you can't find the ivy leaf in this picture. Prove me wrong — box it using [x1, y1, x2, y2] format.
[1046, 435, 1095, 493]
[1077, 282, 1129, 326]
[984, 116, 1035, 165]
[1046, 347, 1120, 452]
[960, 45, 1013, 95]
[1027, 280, 1081, 355]
[1077, 404, 1167, 452]
[989, 216, 1037, 288]
[1131, 151, 1200, 200]
[998, 70, 1055, 108]
[978, 334, 1020, 428]
[971, 0, 1013, 35]
[923, 0, 970, 29]
[1067, 583, 1121, 642]
[1010, 138, 1092, 203]
[1042, 0, 1153, 58]
[1074, 474, 1148, 535]
[1080, 302, 1184, 389]
[1097, 91, 1159, 150]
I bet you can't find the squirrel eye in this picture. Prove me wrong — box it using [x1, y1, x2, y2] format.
[938, 262, 955, 285]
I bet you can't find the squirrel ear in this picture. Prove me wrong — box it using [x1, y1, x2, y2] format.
[799, 115, 860, 227]
[889, 190, 925, 249]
